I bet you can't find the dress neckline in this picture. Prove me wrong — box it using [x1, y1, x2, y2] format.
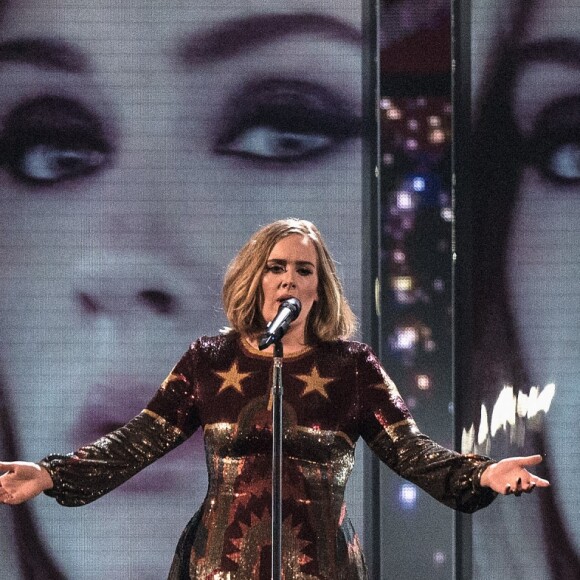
[239, 336, 314, 359]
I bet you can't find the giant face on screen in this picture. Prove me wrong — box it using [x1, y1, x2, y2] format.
[469, 0, 580, 577]
[0, 0, 363, 577]
[507, 0, 580, 563]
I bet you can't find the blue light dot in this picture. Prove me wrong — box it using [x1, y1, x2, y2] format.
[399, 483, 417, 509]
[412, 177, 426, 192]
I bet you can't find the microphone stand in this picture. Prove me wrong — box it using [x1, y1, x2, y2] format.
[259, 298, 300, 579]
[271, 339, 283, 580]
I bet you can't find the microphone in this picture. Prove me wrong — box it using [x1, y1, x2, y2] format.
[258, 298, 302, 350]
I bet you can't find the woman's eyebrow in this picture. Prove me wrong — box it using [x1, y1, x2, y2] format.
[267, 259, 315, 267]
[0, 38, 89, 72]
[515, 38, 580, 70]
[180, 12, 362, 66]
[0, 13, 360, 73]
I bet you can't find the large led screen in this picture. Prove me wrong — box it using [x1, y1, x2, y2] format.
[0, 1, 366, 578]
[460, 0, 580, 577]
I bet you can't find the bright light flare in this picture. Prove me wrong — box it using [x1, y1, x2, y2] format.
[462, 383, 555, 454]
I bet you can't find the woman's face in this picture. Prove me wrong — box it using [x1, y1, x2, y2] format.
[260, 234, 319, 342]
[506, 0, 580, 553]
[0, 0, 362, 576]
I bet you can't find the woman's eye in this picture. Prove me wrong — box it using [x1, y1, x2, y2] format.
[545, 142, 580, 183]
[523, 95, 580, 185]
[215, 78, 360, 163]
[297, 267, 313, 276]
[0, 95, 112, 185]
[266, 264, 285, 273]
[19, 144, 108, 183]
[219, 127, 333, 161]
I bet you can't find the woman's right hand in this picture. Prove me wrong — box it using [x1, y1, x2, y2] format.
[0, 461, 54, 505]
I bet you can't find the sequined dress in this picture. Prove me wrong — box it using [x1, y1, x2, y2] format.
[40, 334, 496, 579]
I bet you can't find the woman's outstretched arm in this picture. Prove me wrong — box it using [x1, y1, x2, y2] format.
[0, 461, 53, 505]
[479, 454, 550, 495]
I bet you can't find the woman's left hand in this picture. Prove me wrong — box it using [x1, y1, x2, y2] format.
[479, 454, 550, 496]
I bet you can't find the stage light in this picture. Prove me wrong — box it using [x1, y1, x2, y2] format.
[383, 153, 394, 166]
[407, 119, 419, 131]
[392, 326, 418, 351]
[399, 483, 417, 509]
[387, 107, 402, 120]
[428, 115, 441, 127]
[393, 249, 406, 264]
[412, 177, 425, 191]
[440, 207, 453, 222]
[424, 339, 436, 352]
[405, 138, 418, 150]
[429, 129, 446, 144]
[392, 276, 413, 292]
[433, 278, 444, 292]
[416, 374, 431, 390]
[396, 190, 414, 210]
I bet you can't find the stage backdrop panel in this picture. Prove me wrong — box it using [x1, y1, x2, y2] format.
[377, 1, 456, 578]
[457, 0, 580, 578]
[0, 1, 367, 578]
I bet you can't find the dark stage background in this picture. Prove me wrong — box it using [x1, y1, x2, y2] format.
[375, 1, 455, 578]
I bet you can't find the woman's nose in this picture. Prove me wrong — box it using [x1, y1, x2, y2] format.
[77, 287, 175, 316]
[280, 270, 297, 289]
[67, 250, 219, 367]
[72, 251, 184, 318]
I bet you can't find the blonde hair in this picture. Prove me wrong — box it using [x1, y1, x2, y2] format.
[222, 219, 357, 342]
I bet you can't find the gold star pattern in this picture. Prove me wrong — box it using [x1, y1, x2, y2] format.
[159, 371, 188, 391]
[228, 513, 313, 572]
[371, 367, 401, 396]
[215, 360, 252, 396]
[296, 365, 335, 399]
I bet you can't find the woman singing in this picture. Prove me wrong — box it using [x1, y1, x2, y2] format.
[1, 219, 548, 579]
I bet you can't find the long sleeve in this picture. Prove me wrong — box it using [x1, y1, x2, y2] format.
[39, 410, 187, 507]
[39, 342, 203, 507]
[366, 420, 496, 513]
[357, 344, 497, 513]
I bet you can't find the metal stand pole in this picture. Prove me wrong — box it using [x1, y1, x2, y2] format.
[271, 340, 283, 580]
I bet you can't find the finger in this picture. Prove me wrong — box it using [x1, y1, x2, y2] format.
[517, 454, 543, 467]
[504, 483, 512, 495]
[532, 477, 550, 488]
[523, 482, 536, 494]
